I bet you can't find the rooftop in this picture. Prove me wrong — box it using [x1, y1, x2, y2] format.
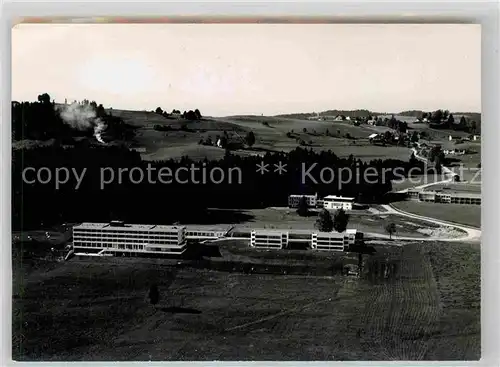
[251, 228, 357, 236]
[324, 195, 355, 201]
[73, 222, 185, 231]
[185, 225, 230, 232]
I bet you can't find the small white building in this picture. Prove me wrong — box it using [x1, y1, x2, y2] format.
[323, 195, 355, 210]
[288, 194, 318, 208]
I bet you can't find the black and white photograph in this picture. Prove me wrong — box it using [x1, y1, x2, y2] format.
[11, 21, 481, 361]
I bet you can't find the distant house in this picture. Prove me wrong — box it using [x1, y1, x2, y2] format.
[308, 113, 320, 121]
[473, 135, 480, 141]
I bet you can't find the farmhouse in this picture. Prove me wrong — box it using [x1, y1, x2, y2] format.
[250, 228, 361, 251]
[288, 193, 318, 208]
[72, 221, 187, 256]
[323, 195, 355, 210]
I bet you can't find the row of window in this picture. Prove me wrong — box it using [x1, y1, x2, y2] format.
[74, 233, 181, 239]
[316, 240, 345, 244]
[186, 232, 223, 237]
[75, 238, 182, 244]
[253, 239, 284, 243]
[75, 243, 186, 250]
[74, 229, 183, 235]
[254, 236, 284, 240]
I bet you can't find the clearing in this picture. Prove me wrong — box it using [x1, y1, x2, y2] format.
[391, 201, 480, 228]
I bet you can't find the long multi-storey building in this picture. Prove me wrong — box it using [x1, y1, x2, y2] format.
[250, 228, 361, 251]
[406, 189, 481, 205]
[72, 221, 187, 256]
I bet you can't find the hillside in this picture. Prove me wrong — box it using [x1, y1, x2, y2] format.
[278, 109, 481, 123]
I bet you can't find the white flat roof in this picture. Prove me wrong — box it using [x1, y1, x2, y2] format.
[317, 229, 357, 235]
[73, 222, 185, 231]
[252, 229, 358, 236]
[323, 195, 355, 201]
[368, 133, 379, 139]
[252, 229, 289, 235]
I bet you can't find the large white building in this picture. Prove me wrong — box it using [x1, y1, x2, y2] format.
[249, 228, 360, 251]
[323, 195, 355, 210]
[72, 221, 187, 256]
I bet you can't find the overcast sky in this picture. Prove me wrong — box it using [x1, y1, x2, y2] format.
[12, 23, 480, 116]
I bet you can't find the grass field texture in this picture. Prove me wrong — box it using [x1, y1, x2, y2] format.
[392, 201, 481, 228]
[12, 241, 480, 361]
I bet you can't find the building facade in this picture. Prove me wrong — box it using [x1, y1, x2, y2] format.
[311, 229, 358, 251]
[250, 230, 289, 249]
[288, 194, 318, 208]
[72, 221, 187, 256]
[250, 229, 360, 251]
[323, 195, 355, 210]
[406, 190, 481, 206]
[186, 229, 227, 240]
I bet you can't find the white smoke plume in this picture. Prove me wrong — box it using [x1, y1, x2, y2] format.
[57, 103, 107, 144]
[94, 120, 106, 144]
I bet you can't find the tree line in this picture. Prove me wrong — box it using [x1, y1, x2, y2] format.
[12, 144, 426, 231]
[12, 94, 134, 142]
[154, 107, 202, 121]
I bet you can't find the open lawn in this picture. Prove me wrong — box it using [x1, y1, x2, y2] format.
[12, 240, 480, 361]
[392, 201, 481, 228]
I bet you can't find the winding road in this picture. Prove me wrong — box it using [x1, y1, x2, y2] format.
[383, 148, 480, 243]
